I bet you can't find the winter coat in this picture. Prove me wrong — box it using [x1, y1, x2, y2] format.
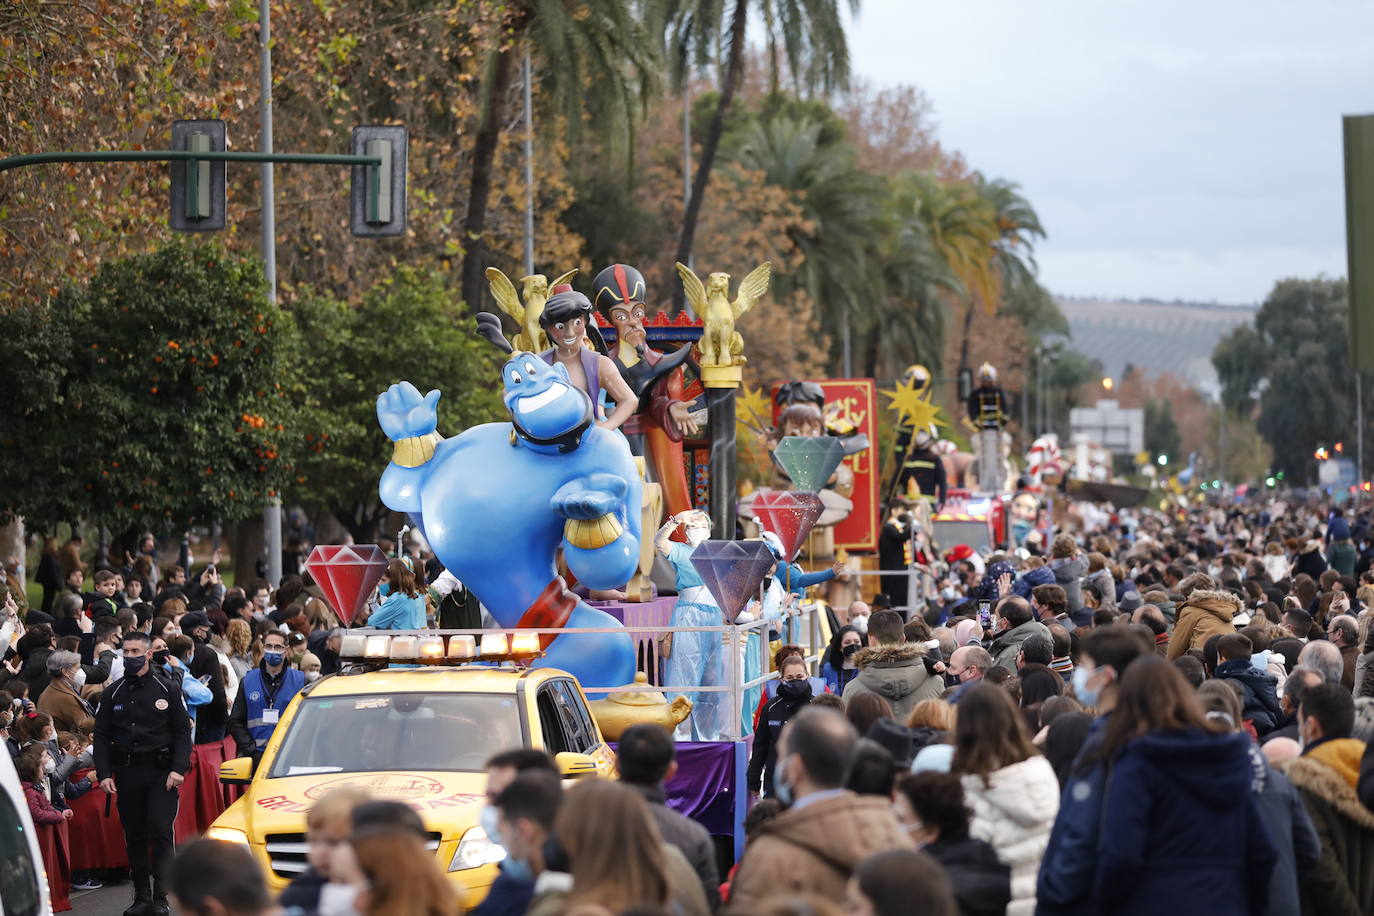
[1295, 543, 1328, 581]
[1215, 659, 1283, 736]
[1037, 715, 1110, 916]
[1356, 650, 1374, 700]
[1083, 569, 1116, 613]
[1280, 739, 1374, 916]
[1166, 589, 1241, 660]
[925, 831, 1012, 916]
[1248, 744, 1320, 916]
[1329, 540, 1358, 578]
[1050, 556, 1088, 625]
[841, 644, 942, 720]
[1263, 554, 1291, 584]
[729, 791, 913, 909]
[962, 755, 1060, 916]
[1095, 728, 1277, 916]
[22, 780, 64, 825]
[988, 619, 1051, 675]
[630, 783, 721, 912]
[820, 660, 859, 696]
[36, 675, 94, 735]
[1012, 566, 1055, 601]
[748, 682, 814, 796]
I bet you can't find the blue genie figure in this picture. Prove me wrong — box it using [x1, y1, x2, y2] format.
[375, 344, 640, 689]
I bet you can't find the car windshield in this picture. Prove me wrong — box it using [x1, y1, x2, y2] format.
[268, 693, 521, 777]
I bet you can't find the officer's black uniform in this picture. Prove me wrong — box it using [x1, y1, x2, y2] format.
[94, 660, 191, 916]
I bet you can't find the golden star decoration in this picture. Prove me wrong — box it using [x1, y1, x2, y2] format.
[736, 384, 774, 438]
[881, 376, 947, 431]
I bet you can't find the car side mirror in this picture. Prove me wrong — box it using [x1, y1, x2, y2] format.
[555, 752, 598, 779]
[219, 757, 255, 785]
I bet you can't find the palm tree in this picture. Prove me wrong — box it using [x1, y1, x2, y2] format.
[653, 0, 858, 314]
[458, 1, 657, 310]
[727, 113, 884, 373]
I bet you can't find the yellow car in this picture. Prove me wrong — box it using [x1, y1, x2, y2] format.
[207, 658, 615, 906]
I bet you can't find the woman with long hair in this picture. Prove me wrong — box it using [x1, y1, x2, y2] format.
[350, 825, 460, 916]
[844, 693, 893, 740]
[1090, 656, 1276, 914]
[820, 625, 863, 694]
[367, 559, 425, 629]
[950, 684, 1059, 916]
[224, 618, 254, 681]
[532, 779, 680, 916]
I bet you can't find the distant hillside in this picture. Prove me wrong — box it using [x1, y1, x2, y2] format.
[1054, 297, 1258, 399]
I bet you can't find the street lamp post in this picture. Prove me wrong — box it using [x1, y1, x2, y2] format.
[260, 0, 282, 588]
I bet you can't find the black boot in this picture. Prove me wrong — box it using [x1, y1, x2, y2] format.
[123, 873, 152, 916]
[149, 876, 171, 916]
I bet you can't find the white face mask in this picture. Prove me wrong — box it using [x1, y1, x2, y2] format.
[72, 668, 87, 689]
[685, 527, 709, 547]
[43, 756, 55, 774]
[317, 883, 362, 916]
[304, 671, 321, 683]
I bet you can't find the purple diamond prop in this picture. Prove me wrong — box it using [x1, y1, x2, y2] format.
[773, 436, 846, 491]
[689, 539, 778, 617]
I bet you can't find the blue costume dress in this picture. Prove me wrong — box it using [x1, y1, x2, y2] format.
[774, 561, 836, 644]
[663, 542, 728, 741]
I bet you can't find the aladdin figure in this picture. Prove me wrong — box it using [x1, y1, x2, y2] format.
[537, 286, 637, 432]
[592, 264, 699, 516]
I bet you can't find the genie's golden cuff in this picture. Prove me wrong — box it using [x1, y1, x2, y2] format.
[392, 432, 441, 468]
[565, 513, 624, 550]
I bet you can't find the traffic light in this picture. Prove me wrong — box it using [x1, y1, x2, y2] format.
[350, 125, 407, 238]
[170, 120, 226, 232]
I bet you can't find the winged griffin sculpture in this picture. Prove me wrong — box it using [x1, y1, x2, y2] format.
[673, 261, 771, 368]
[485, 266, 579, 353]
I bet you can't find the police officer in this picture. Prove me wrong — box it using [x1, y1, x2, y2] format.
[94, 629, 191, 916]
[226, 628, 303, 764]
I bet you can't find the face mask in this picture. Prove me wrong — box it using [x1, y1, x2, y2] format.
[152, 650, 171, 666]
[940, 586, 957, 601]
[123, 656, 147, 678]
[71, 668, 86, 689]
[774, 754, 794, 806]
[503, 855, 533, 882]
[1250, 650, 1272, 673]
[779, 680, 812, 700]
[851, 615, 869, 635]
[317, 883, 362, 916]
[305, 671, 321, 683]
[842, 643, 860, 658]
[378, 583, 392, 597]
[263, 651, 285, 668]
[479, 805, 501, 844]
[1073, 665, 1102, 707]
[685, 527, 709, 547]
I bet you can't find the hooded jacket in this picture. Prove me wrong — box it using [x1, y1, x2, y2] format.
[962, 755, 1060, 916]
[1095, 728, 1277, 916]
[1248, 744, 1320, 916]
[840, 643, 941, 720]
[988, 619, 1051, 674]
[1050, 555, 1088, 625]
[1083, 568, 1116, 613]
[925, 831, 1012, 916]
[1215, 658, 1283, 736]
[728, 791, 913, 909]
[1166, 589, 1241, 660]
[1281, 738, 1374, 916]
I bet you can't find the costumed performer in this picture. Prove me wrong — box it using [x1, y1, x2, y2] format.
[655, 510, 729, 740]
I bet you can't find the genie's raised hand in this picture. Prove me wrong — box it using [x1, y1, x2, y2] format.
[377, 381, 441, 441]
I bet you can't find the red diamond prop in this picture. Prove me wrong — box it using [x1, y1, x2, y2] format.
[305, 544, 389, 626]
[750, 489, 824, 560]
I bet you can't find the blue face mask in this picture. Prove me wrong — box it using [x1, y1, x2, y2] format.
[1250, 650, 1272, 673]
[263, 651, 285, 668]
[774, 755, 794, 806]
[1073, 665, 1100, 708]
[378, 583, 392, 597]
[123, 655, 147, 679]
[479, 805, 501, 844]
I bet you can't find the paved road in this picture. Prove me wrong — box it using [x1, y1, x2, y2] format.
[70, 881, 149, 916]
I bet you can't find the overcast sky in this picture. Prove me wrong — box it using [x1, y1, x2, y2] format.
[845, 0, 1374, 304]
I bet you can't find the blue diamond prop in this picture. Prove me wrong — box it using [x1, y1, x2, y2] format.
[689, 539, 778, 618]
[773, 435, 846, 491]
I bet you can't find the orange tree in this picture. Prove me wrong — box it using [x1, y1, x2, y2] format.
[0, 239, 302, 534]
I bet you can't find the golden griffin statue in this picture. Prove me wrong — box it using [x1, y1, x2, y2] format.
[674, 261, 771, 368]
[485, 266, 579, 353]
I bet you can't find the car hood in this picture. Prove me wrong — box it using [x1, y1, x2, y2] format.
[233, 771, 487, 838]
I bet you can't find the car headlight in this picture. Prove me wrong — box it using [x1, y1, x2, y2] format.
[448, 826, 506, 871]
[205, 826, 249, 845]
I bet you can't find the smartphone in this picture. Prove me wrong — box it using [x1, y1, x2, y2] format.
[977, 599, 992, 627]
